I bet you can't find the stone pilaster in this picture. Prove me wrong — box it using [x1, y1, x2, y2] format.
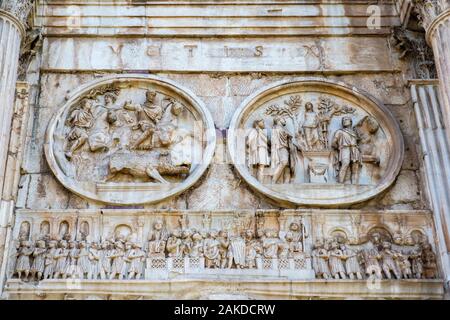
[0, 83, 30, 297]
[410, 81, 450, 284]
[413, 0, 450, 289]
[0, 10, 25, 195]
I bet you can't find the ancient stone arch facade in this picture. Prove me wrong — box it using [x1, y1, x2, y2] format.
[0, 0, 450, 299]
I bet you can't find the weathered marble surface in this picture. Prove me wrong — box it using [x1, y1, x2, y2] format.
[5, 279, 445, 300]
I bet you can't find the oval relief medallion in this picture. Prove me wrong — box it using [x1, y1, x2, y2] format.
[45, 75, 216, 205]
[228, 79, 404, 207]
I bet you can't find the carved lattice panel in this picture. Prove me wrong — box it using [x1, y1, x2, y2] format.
[278, 258, 290, 270]
[294, 258, 307, 270]
[172, 258, 185, 270]
[188, 258, 201, 269]
[150, 258, 167, 270]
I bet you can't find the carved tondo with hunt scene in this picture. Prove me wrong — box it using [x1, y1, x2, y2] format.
[45, 75, 215, 205]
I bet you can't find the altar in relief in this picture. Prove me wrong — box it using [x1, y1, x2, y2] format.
[228, 79, 404, 207]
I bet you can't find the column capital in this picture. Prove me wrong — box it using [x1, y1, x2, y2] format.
[413, 0, 450, 41]
[0, 0, 34, 33]
[0, 10, 25, 38]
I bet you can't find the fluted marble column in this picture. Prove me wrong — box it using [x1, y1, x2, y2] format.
[0, 9, 25, 195]
[411, 81, 450, 284]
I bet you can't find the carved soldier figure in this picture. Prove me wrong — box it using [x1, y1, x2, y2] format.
[166, 230, 183, 258]
[77, 241, 90, 279]
[354, 116, 380, 165]
[409, 246, 424, 279]
[380, 241, 401, 280]
[180, 229, 193, 257]
[340, 244, 363, 280]
[331, 116, 362, 184]
[190, 231, 204, 258]
[247, 119, 270, 182]
[128, 243, 145, 280]
[218, 230, 231, 268]
[65, 98, 94, 159]
[328, 241, 347, 279]
[288, 222, 302, 242]
[15, 241, 33, 281]
[286, 232, 304, 259]
[288, 221, 307, 252]
[88, 242, 101, 280]
[54, 240, 70, 279]
[148, 220, 168, 258]
[279, 233, 292, 259]
[370, 232, 383, 247]
[362, 245, 383, 280]
[104, 91, 118, 108]
[300, 102, 322, 151]
[312, 239, 331, 279]
[65, 240, 80, 279]
[43, 240, 58, 280]
[109, 241, 126, 280]
[397, 252, 413, 279]
[121, 242, 133, 278]
[204, 230, 221, 268]
[98, 241, 112, 279]
[124, 90, 163, 150]
[271, 117, 293, 184]
[262, 229, 280, 259]
[88, 108, 118, 153]
[31, 240, 47, 281]
[421, 243, 438, 279]
[244, 230, 261, 269]
[229, 233, 246, 269]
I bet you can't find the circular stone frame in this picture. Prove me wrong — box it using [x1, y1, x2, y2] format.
[45, 74, 216, 205]
[228, 78, 404, 208]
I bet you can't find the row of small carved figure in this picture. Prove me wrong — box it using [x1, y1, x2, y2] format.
[311, 238, 438, 280]
[11, 227, 305, 281]
[11, 230, 439, 282]
[12, 238, 147, 281]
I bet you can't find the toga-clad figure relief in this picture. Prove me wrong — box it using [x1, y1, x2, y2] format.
[231, 80, 403, 206]
[46, 76, 216, 205]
